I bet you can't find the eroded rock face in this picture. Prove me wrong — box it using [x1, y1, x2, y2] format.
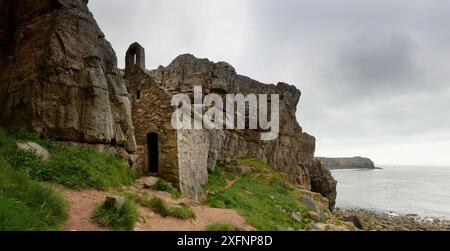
[306, 160, 337, 209]
[0, 0, 136, 152]
[150, 54, 337, 209]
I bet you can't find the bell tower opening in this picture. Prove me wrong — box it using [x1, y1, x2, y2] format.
[125, 42, 146, 74]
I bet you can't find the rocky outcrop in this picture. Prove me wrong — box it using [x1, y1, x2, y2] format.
[0, 0, 136, 153]
[306, 160, 337, 209]
[150, 54, 337, 209]
[317, 157, 376, 170]
[334, 209, 450, 231]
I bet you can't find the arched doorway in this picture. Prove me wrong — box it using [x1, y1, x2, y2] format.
[147, 132, 159, 174]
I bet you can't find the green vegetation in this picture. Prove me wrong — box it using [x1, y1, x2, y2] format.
[91, 197, 139, 231]
[42, 146, 137, 190]
[0, 129, 137, 190]
[236, 157, 272, 173]
[152, 179, 181, 199]
[126, 192, 196, 220]
[205, 223, 240, 231]
[0, 157, 68, 231]
[204, 158, 313, 231]
[0, 128, 138, 230]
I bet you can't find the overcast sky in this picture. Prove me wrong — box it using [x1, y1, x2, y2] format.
[90, 0, 450, 166]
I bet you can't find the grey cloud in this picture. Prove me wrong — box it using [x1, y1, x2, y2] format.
[89, 0, 450, 165]
[335, 34, 422, 93]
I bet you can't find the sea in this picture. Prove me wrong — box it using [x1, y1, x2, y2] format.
[331, 165, 450, 219]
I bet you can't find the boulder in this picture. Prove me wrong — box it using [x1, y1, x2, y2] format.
[306, 223, 346, 231]
[230, 159, 241, 166]
[222, 166, 253, 175]
[291, 212, 302, 222]
[128, 154, 141, 170]
[308, 212, 322, 222]
[343, 215, 366, 230]
[301, 195, 324, 221]
[136, 176, 159, 189]
[224, 158, 232, 164]
[103, 196, 127, 211]
[16, 142, 50, 162]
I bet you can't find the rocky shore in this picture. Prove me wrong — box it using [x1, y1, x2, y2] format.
[334, 209, 450, 231]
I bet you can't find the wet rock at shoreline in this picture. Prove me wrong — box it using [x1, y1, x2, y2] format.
[334, 209, 450, 231]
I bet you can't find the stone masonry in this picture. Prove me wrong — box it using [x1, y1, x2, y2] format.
[123, 43, 209, 199]
[127, 48, 336, 208]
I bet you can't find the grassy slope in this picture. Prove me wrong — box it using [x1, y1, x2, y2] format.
[0, 155, 68, 230]
[204, 158, 334, 231]
[0, 129, 138, 230]
[0, 130, 137, 190]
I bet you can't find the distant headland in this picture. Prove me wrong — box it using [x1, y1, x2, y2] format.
[316, 157, 379, 170]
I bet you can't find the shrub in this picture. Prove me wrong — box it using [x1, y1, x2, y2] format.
[91, 197, 139, 231]
[205, 223, 240, 231]
[10, 130, 54, 150]
[5, 149, 46, 178]
[148, 197, 195, 219]
[152, 179, 181, 199]
[170, 204, 197, 220]
[126, 192, 195, 220]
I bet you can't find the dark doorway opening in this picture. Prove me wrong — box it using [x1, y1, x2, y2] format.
[147, 133, 159, 174]
[136, 90, 141, 100]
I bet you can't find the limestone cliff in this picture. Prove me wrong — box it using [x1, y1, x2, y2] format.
[0, 0, 337, 209]
[150, 54, 337, 209]
[317, 157, 376, 170]
[0, 0, 136, 152]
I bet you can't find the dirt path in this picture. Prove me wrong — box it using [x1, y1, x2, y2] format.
[61, 189, 110, 231]
[60, 178, 254, 231]
[135, 204, 252, 231]
[225, 177, 241, 189]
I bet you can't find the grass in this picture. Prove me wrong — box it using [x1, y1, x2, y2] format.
[204, 158, 314, 231]
[42, 146, 137, 190]
[152, 179, 181, 199]
[0, 128, 137, 230]
[0, 156, 68, 231]
[91, 197, 139, 231]
[205, 223, 241, 231]
[126, 192, 196, 220]
[0, 129, 137, 190]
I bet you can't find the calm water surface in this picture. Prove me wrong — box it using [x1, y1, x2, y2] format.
[331, 165, 450, 219]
